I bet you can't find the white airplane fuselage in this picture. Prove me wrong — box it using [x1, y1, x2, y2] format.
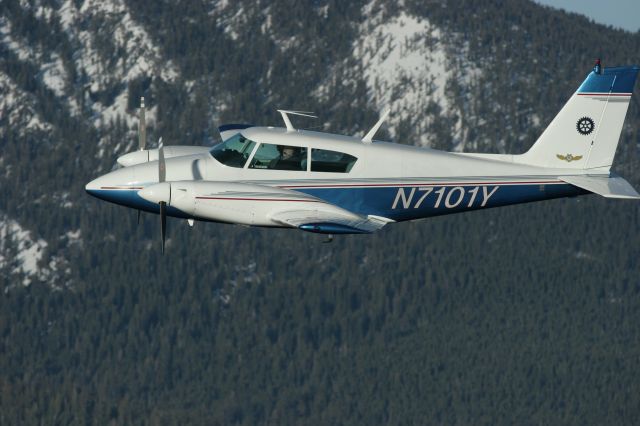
[86, 63, 640, 236]
[86, 127, 586, 227]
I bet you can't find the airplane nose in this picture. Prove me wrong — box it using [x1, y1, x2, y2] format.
[85, 177, 99, 193]
[85, 167, 137, 197]
[85, 175, 109, 195]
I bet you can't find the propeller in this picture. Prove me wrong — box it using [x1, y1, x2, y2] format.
[136, 137, 171, 253]
[158, 138, 167, 254]
[139, 97, 146, 151]
[136, 97, 146, 223]
[158, 137, 165, 181]
[160, 199, 167, 254]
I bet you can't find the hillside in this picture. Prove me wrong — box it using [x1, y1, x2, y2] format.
[1, 0, 640, 423]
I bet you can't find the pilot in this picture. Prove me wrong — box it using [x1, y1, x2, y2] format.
[271, 145, 303, 170]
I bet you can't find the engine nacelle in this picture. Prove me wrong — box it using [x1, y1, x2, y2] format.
[117, 146, 211, 167]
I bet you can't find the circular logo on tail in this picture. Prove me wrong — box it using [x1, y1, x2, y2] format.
[577, 117, 594, 135]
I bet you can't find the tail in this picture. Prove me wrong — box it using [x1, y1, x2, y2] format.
[519, 60, 639, 170]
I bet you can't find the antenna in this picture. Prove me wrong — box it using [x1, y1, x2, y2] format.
[594, 58, 602, 74]
[362, 109, 390, 143]
[277, 110, 317, 131]
[138, 97, 146, 150]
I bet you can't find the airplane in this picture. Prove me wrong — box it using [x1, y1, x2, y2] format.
[86, 60, 640, 252]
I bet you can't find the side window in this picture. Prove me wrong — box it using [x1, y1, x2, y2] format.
[209, 133, 256, 168]
[249, 144, 307, 171]
[311, 149, 357, 173]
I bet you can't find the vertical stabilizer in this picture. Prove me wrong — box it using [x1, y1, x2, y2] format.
[519, 61, 638, 170]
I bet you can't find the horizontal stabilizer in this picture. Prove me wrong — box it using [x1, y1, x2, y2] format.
[560, 174, 640, 199]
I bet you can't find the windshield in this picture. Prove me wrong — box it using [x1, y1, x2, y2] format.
[210, 133, 256, 168]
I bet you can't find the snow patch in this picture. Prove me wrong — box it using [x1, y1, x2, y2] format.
[51, 191, 75, 209]
[0, 71, 52, 133]
[40, 54, 67, 98]
[96, 90, 131, 128]
[0, 216, 73, 290]
[360, 14, 449, 108]
[34, 5, 55, 22]
[57, 0, 177, 141]
[0, 17, 36, 61]
[0, 218, 48, 286]
[64, 229, 82, 243]
[345, 7, 481, 149]
[351, 12, 450, 146]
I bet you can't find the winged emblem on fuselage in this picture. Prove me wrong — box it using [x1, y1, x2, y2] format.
[556, 153, 583, 162]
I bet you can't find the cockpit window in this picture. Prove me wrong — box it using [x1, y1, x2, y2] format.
[249, 143, 307, 171]
[311, 148, 357, 173]
[210, 133, 256, 168]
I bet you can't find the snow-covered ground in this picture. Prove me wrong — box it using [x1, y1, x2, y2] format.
[0, 70, 53, 133]
[40, 54, 67, 97]
[0, 217, 73, 290]
[356, 12, 449, 115]
[0, 217, 48, 286]
[57, 0, 176, 134]
[0, 17, 36, 61]
[348, 5, 480, 149]
[1, 0, 180, 149]
[0, 1, 177, 288]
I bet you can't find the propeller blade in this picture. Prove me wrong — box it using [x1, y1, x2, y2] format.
[157, 136, 168, 253]
[138, 97, 146, 151]
[137, 209, 141, 225]
[160, 201, 166, 254]
[158, 138, 166, 183]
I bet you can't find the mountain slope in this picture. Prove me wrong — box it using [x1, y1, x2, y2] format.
[1, 0, 640, 423]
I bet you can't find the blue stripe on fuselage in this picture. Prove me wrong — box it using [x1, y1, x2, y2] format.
[292, 183, 587, 222]
[86, 189, 191, 218]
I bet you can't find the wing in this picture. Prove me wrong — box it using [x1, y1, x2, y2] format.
[270, 209, 393, 234]
[216, 184, 394, 233]
[168, 181, 394, 232]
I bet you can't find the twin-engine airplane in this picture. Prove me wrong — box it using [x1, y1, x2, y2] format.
[87, 61, 640, 252]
